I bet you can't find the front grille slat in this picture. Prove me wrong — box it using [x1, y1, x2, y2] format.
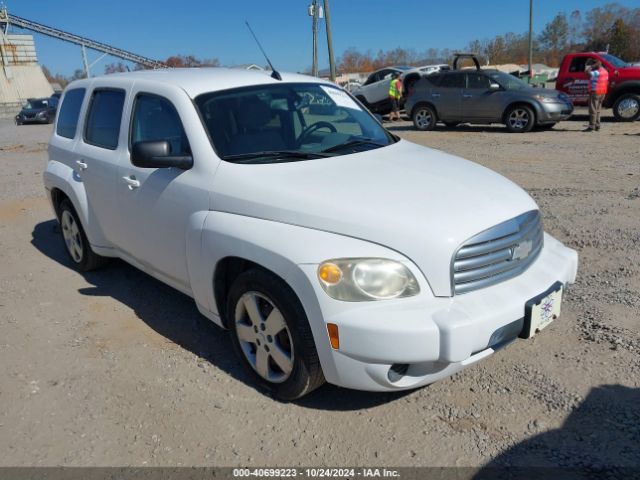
[456, 214, 540, 259]
[454, 248, 512, 272]
[452, 210, 543, 294]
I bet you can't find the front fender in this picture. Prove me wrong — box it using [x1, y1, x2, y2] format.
[186, 211, 423, 386]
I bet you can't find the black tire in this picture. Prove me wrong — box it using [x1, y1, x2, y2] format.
[505, 105, 535, 133]
[443, 121, 459, 128]
[411, 104, 437, 131]
[612, 93, 640, 122]
[227, 268, 325, 400]
[58, 198, 108, 271]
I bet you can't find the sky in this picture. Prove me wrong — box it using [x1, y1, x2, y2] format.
[5, 0, 640, 76]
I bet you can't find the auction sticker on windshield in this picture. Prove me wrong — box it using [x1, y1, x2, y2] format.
[320, 86, 362, 110]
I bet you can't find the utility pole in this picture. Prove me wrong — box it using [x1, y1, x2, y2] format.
[311, 0, 319, 77]
[527, 0, 533, 83]
[323, 0, 336, 82]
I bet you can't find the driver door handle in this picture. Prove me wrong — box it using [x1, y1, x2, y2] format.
[431, 93, 441, 98]
[463, 94, 473, 98]
[122, 175, 140, 189]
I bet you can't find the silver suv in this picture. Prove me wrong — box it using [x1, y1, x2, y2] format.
[405, 69, 574, 133]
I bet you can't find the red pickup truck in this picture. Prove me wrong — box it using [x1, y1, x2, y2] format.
[556, 52, 640, 122]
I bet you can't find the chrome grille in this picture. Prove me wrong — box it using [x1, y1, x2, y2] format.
[452, 210, 543, 294]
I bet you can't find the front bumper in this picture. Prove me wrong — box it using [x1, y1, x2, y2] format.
[537, 102, 574, 124]
[16, 115, 48, 124]
[301, 233, 578, 391]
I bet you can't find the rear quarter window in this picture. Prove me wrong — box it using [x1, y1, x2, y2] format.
[56, 88, 86, 139]
[84, 89, 126, 150]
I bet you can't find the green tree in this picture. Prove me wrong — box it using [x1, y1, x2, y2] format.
[608, 19, 633, 60]
[539, 13, 569, 64]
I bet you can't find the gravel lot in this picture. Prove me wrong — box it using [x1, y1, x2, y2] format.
[0, 112, 638, 469]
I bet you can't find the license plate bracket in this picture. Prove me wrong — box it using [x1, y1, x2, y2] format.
[520, 281, 563, 339]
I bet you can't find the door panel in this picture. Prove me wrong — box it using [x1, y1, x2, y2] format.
[431, 72, 464, 120]
[461, 72, 503, 122]
[73, 88, 128, 246]
[116, 88, 210, 288]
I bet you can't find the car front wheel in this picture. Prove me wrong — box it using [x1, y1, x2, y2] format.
[505, 105, 535, 133]
[412, 104, 437, 131]
[227, 269, 325, 400]
[612, 93, 640, 122]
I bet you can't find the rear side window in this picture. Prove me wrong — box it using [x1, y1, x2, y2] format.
[56, 88, 85, 139]
[439, 73, 465, 88]
[568, 57, 595, 73]
[84, 89, 125, 150]
[130, 94, 190, 155]
[466, 73, 491, 89]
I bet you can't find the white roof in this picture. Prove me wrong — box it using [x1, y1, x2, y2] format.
[77, 68, 330, 98]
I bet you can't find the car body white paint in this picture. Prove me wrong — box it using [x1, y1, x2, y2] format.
[44, 68, 578, 392]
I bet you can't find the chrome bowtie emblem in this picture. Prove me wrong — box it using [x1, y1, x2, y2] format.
[511, 240, 533, 261]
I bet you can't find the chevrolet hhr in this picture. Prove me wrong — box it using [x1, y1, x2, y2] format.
[44, 68, 578, 400]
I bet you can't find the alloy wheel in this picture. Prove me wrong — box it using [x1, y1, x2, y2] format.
[508, 109, 530, 130]
[60, 210, 83, 263]
[415, 108, 433, 129]
[234, 291, 294, 383]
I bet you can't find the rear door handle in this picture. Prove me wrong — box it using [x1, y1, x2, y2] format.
[463, 94, 473, 98]
[122, 175, 140, 189]
[75, 160, 88, 170]
[431, 93, 441, 98]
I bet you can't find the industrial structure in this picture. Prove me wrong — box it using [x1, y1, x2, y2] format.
[0, 6, 165, 117]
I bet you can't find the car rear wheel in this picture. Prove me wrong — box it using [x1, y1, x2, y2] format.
[612, 93, 640, 122]
[227, 269, 325, 400]
[505, 105, 535, 133]
[58, 198, 108, 271]
[412, 104, 437, 131]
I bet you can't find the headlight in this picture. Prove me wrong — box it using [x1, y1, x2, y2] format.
[37, 111, 46, 117]
[533, 94, 558, 104]
[318, 258, 420, 301]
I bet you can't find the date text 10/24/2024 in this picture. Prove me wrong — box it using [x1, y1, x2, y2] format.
[233, 468, 401, 478]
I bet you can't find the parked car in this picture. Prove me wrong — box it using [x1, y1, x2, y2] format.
[15, 97, 58, 125]
[44, 69, 578, 399]
[405, 68, 574, 132]
[351, 66, 413, 114]
[352, 65, 452, 115]
[556, 51, 640, 122]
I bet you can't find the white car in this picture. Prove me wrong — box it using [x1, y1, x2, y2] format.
[44, 68, 578, 400]
[351, 66, 413, 113]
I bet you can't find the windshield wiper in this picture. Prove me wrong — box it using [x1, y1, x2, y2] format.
[321, 138, 387, 153]
[224, 150, 332, 163]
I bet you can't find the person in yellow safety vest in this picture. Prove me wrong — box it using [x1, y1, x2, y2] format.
[388, 72, 403, 121]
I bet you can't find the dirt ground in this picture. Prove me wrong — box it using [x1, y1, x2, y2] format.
[0, 111, 638, 469]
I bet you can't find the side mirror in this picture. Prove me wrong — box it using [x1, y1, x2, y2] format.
[489, 82, 501, 90]
[131, 140, 193, 170]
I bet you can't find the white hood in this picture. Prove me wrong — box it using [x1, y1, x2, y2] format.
[210, 140, 538, 296]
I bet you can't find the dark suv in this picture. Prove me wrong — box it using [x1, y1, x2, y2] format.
[15, 97, 58, 125]
[405, 69, 574, 133]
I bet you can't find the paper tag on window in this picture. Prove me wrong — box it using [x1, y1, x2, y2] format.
[320, 86, 361, 110]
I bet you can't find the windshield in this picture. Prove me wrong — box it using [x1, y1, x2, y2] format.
[24, 99, 48, 109]
[195, 83, 393, 163]
[602, 54, 629, 68]
[487, 71, 530, 90]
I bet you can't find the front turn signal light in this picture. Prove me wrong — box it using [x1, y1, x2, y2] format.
[327, 323, 340, 349]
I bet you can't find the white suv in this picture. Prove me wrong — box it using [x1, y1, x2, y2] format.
[45, 68, 578, 400]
